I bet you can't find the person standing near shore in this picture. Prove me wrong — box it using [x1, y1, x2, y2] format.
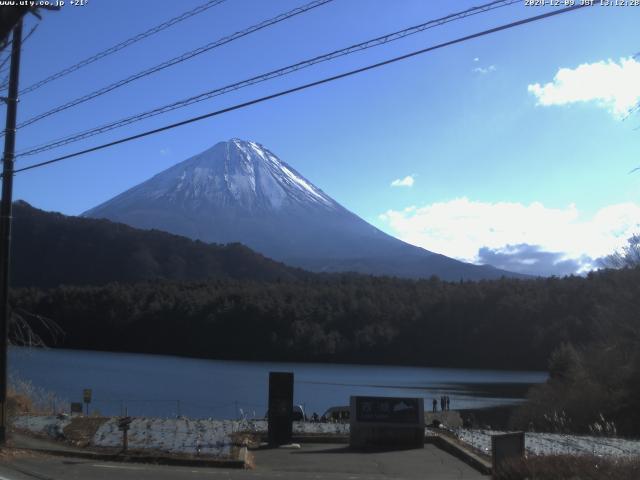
[446, 396, 450, 411]
[432, 398, 437, 412]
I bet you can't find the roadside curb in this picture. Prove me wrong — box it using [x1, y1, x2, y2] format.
[259, 434, 349, 444]
[5, 445, 250, 469]
[427, 434, 492, 475]
[255, 431, 491, 475]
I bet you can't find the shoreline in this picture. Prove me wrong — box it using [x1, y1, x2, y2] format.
[457, 405, 518, 430]
[9, 345, 550, 375]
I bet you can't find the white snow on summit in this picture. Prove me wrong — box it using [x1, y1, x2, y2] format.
[108, 138, 338, 213]
[222, 139, 335, 210]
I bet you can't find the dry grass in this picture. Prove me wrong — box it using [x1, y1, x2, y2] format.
[0, 447, 39, 461]
[7, 375, 67, 417]
[496, 454, 640, 480]
[6, 392, 33, 417]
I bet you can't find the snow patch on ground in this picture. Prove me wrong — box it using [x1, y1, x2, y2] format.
[94, 418, 234, 456]
[13, 415, 70, 439]
[13, 415, 348, 457]
[244, 420, 349, 436]
[452, 428, 640, 458]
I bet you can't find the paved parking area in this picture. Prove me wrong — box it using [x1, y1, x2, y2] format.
[252, 443, 487, 479]
[0, 442, 487, 479]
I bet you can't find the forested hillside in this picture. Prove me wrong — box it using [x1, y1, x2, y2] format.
[12, 266, 640, 372]
[11, 201, 306, 287]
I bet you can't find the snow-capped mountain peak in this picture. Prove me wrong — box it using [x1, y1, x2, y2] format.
[83, 138, 525, 281]
[133, 139, 337, 212]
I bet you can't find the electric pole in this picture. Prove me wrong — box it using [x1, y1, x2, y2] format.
[0, 19, 22, 445]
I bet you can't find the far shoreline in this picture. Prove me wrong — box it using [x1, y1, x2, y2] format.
[9, 345, 550, 377]
[457, 405, 519, 430]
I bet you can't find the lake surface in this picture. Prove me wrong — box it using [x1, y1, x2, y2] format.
[9, 347, 547, 419]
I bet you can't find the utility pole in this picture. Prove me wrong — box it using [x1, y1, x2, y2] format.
[0, 19, 22, 445]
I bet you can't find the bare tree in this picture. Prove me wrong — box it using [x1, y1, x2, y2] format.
[9, 307, 64, 348]
[602, 234, 640, 268]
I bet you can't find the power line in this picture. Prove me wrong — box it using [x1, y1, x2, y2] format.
[12, 0, 335, 133]
[16, 0, 520, 158]
[0, 57, 10, 76]
[0, 23, 37, 85]
[17, 0, 227, 96]
[13, 3, 592, 176]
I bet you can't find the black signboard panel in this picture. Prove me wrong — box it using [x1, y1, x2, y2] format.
[355, 396, 420, 424]
[267, 371, 294, 445]
[492, 432, 525, 475]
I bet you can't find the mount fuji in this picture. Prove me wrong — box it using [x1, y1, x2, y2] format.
[84, 139, 523, 280]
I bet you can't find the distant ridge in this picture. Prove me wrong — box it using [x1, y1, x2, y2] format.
[84, 138, 527, 281]
[11, 201, 306, 288]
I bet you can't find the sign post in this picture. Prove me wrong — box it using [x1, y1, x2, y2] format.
[350, 396, 424, 449]
[118, 416, 132, 452]
[83, 389, 92, 416]
[267, 372, 294, 446]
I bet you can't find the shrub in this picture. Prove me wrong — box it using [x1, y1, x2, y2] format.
[496, 454, 640, 480]
[7, 375, 67, 417]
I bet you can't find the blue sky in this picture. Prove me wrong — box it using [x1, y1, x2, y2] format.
[7, 0, 640, 275]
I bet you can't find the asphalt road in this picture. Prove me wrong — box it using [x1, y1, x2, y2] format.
[0, 443, 487, 479]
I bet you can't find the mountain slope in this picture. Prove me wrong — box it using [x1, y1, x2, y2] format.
[11, 201, 306, 288]
[84, 139, 524, 281]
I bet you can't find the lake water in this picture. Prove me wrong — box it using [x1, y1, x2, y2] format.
[9, 347, 547, 419]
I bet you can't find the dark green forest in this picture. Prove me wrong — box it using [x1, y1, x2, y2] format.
[12, 266, 639, 372]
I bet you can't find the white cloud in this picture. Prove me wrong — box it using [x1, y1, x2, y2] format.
[528, 57, 640, 118]
[159, 148, 171, 156]
[477, 244, 590, 277]
[473, 57, 480, 62]
[390, 175, 415, 188]
[473, 65, 496, 75]
[378, 198, 640, 275]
